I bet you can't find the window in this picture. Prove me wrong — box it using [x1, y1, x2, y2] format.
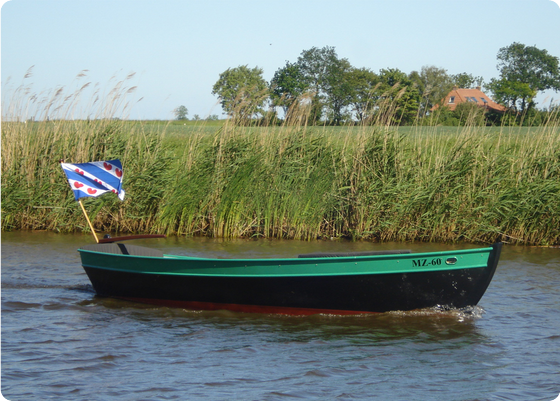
[471, 97, 478, 103]
[449, 96, 455, 104]
[481, 98, 488, 104]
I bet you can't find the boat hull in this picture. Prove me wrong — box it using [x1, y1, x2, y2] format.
[79, 243, 502, 315]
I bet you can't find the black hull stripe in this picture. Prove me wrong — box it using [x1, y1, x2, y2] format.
[84, 265, 495, 314]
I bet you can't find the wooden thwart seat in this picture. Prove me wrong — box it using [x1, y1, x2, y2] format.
[298, 250, 412, 258]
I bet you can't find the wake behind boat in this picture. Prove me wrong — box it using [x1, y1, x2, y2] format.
[78, 242, 502, 315]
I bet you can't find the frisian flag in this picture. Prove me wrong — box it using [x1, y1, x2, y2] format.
[61, 160, 125, 201]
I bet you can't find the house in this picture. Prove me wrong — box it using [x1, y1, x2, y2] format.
[437, 87, 508, 113]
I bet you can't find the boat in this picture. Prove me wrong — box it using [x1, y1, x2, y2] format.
[62, 159, 502, 315]
[77, 242, 502, 315]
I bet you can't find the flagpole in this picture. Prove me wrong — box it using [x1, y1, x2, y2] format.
[78, 199, 99, 243]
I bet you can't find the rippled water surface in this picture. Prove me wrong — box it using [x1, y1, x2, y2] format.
[2, 232, 559, 400]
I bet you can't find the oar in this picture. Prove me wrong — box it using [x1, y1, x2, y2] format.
[98, 234, 166, 243]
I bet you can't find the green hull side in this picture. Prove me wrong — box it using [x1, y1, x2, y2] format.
[79, 247, 494, 278]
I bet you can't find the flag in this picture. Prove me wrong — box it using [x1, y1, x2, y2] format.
[61, 159, 125, 201]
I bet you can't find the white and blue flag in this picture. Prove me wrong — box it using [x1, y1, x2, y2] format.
[61, 159, 125, 201]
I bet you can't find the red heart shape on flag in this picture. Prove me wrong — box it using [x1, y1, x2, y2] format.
[116, 168, 122, 178]
[87, 188, 97, 195]
[104, 162, 112, 171]
[74, 182, 84, 188]
[75, 169, 84, 175]
[112, 189, 117, 194]
[95, 179, 103, 185]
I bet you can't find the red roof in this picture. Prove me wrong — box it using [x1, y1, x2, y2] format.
[437, 87, 508, 113]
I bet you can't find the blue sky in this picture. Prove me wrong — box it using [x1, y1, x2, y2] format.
[2, 0, 560, 120]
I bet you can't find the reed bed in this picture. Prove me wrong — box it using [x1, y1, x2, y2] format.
[155, 120, 560, 245]
[2, 80, 559, 245]
[2, 73, 173, 234]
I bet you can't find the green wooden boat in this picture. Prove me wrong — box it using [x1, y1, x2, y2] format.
[77, 242, 502, 315]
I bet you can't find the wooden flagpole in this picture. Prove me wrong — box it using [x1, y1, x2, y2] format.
[78, 199, 99, 243]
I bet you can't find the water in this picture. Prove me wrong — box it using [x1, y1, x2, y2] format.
[2, 231, 559, 401]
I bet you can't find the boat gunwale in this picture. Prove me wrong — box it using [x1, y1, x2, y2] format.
[77, 246, 494, 263]
[80, 262, 494, 277]
[78, 245, 496, 277]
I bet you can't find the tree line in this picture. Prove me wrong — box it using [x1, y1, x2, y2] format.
[206, 42, 560, 126]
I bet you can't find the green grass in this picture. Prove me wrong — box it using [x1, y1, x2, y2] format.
[2, 79, 559, 246]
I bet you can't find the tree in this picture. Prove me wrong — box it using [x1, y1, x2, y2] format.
[453, 102, 487, 126]
[409, 66, 454, 117]
[346, 67, 380, 122]
[211, 65, 268, 124]
[173, 105, 188, 120]
[374, 68, 421, 125]
[487, 42, 560, 114]
[451, 72, 484, 89]
[323, 57, 354, 124]
[296, 46, 342, 123]
[297, 46, 337, 93]
[269, 62, 308, 120]
[486, 78, 536, 112]
[293, 46, 363, 125]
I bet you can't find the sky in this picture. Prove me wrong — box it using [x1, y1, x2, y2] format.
[1, 0, 560, 120]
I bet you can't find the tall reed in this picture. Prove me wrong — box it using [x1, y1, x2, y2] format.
[2, 76, 559, 245]
[1, 72, 172, 233]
